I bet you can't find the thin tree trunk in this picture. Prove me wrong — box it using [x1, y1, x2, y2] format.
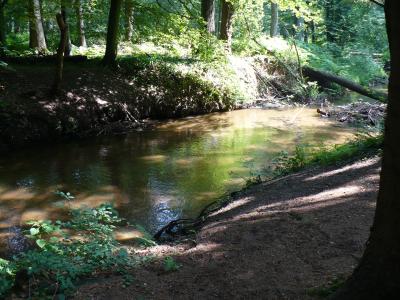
[294, 15, 304, 41]
[219, 0, 234, 52]
[201, 0, 215, 34]
[310, 20, 316, 43]
[124, 0, 133, 41]
[332, 0, 400, 298]
[325, 0, 336, 42]
[52, 13, 67, 94]
[75, 0, 87, 47]
[0, 0, 7, 49]
[61, 0, 72, 56]
[103, 0, 122, 66]
[270, 2, 279, 37]
[29, 0, 46, 54]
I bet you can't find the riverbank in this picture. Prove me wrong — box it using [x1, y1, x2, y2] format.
[0, 58, 237, 152]
[75, 155, 380, 299]
[0, 52, 320, 153]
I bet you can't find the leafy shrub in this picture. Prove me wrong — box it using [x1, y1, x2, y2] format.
[163, 256, 181, 272]
[0, 200, 138, 298]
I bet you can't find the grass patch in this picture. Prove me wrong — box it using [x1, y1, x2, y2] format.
[272, 134, 383, 176]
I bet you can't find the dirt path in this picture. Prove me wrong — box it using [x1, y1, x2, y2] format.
[75, 157, 381, 299]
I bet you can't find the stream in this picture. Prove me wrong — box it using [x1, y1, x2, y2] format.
[0, 108, 356, 236]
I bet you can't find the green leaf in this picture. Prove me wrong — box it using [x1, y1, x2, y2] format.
[30, 228, 40, 236]
[36, 239, 47, 249]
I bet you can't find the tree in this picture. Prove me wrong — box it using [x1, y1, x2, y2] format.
[75, 0, 87, 47]
[28, 0, 47, 54]
[333, 0, 400, 298]
[219, 0, 234, 51]
[124, 0, 134, 41]
[61, 0, 72, 56]
[201, 0, 215, 34]
[270, 1, 279, 37]
[103, 0, 122, 65]
[0, 0, 7, 50]
[293, 14, 304, 40]
[52, 13, 68, 93]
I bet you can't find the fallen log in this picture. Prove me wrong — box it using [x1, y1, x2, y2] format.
[303, 66, 387, 103]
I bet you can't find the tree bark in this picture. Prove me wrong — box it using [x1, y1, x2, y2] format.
[124, 0, 134, 41]
[294, 15, 304, 41]
[201, 0, 215, 34]
[219, 0, 234, 51]
[61, 0, 72, 56]
[310, 20, 316, 43]
[75, 0, 87, 47]
[29, 0, 46, 54]
[332, 0, 400, 297]
[103, 0, 122, 66]
[52, 13, 68, 94]
[325, 0, 336, 42]
[0, 0, 6, 49]
[270, 2, 279, 37]
[303, 66, 387, 102]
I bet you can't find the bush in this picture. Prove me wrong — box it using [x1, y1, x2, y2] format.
[0, 200, 139, 298]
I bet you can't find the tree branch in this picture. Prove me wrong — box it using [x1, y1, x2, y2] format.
[370, 0, 384, 7]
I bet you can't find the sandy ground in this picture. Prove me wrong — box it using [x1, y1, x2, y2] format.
[75, 156, 381, 299]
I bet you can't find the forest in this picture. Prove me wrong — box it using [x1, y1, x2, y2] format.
[0, 0, 399, 299]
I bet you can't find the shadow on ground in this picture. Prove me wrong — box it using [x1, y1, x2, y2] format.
[75, 156, 381, 300]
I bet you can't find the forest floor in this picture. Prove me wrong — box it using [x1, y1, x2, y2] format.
[75, 156, 380, 300]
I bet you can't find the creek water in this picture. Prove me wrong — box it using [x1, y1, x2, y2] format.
[0, 108, 356, 234]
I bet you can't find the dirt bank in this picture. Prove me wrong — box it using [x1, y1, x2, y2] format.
[75, 156, 380, 299]
[0, 60, 234, 152]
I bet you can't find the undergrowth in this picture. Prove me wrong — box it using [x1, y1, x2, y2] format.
[0, 193, 151, 298]
[271, 134, 383, 177]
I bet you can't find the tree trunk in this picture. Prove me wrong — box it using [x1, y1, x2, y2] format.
[219, 0, 234, 52]
[29, 0, 46, 54]
[332, 1, 400, 298]
[0, 0, 6, 49]
[325, 0, 336, 42]
[201, 0, 215, 34]
[303, 66, 387, 102]
[124, 0, 134, 41]
[52, 13, 67, 94]
[270, 2, 279, 37]
[75, 0, 87, 47]
[61, 0, 72, 56]
[103, 0, 122, 66]
[310, 20, 316, 43]
[294, 15, 304, 41]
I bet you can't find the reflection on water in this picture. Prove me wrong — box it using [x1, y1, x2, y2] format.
[0, 108, 356, 233]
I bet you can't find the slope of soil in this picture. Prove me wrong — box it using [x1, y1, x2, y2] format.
[0, 61, 234, 152]
[75, 156, 380, 299]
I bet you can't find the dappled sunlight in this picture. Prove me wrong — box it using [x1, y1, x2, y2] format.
[20, 209, 51, 223]
[140, 154, 168, 163]
[114, 226, 144, 242]
[69, 193, 115, 209]
[0, 188, 36, 201]
[305, 158, 380, 182]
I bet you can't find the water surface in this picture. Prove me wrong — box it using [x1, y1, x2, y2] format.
[0, 108, 356, 233]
